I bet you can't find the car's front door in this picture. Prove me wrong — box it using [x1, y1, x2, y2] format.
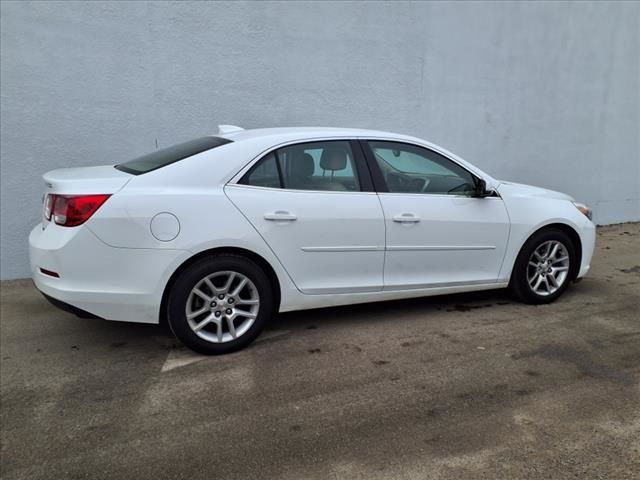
[225, 140, 385, 294]
[362, 140, 510, 290]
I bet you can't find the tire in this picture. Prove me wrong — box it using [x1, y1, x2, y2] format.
[167, 254, 274, 354]
[509, 228, 577, 304]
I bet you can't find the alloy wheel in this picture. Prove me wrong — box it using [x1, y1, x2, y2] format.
[185, 271, 260, 343]
[527, 240, 570, 296]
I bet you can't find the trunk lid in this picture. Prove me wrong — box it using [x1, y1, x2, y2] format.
[43, 165, 132, 195]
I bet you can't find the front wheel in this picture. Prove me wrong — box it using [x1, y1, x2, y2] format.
[509, 229, 576, 304]
[167, 254, 274, 354]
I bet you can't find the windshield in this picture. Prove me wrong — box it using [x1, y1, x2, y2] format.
[115, 136, 232, 175]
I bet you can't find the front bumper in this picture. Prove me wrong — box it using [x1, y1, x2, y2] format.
[29, 223, 189, 324]
[577, 220, 596, 278]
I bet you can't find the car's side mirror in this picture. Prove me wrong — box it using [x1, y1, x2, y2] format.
[473, 178, 491, 198]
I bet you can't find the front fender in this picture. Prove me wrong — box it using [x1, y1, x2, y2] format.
[498, 195, 590, 282]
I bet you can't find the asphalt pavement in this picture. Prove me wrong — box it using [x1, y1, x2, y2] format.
[1, 223, 639, 479]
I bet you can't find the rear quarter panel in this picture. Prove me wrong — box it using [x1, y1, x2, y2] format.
[86, 144, 301, 311]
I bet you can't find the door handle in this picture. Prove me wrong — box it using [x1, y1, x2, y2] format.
[264, 211, 297, 221]
[393, 213, 420, 223]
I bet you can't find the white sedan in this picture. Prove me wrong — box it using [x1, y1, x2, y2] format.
[29, 126, 595, 354]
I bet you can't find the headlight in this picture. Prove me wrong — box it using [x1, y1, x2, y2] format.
[572, 202, 593, 221]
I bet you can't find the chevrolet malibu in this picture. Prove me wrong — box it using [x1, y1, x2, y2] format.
[30, 126, 595, 354]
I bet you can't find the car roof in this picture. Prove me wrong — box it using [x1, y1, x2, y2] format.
[216, 126, 422, 143]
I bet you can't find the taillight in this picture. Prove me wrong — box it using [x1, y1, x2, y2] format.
[48, 194, 111, 227]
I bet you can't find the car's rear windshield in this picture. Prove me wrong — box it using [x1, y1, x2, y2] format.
[115, 136, 232, 175]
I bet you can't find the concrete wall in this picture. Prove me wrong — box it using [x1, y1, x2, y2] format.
[1, 1, 638, 279]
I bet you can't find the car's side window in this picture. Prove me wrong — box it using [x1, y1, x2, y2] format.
[368, 141, 476, 195]
[240, 141, 361, 192]
[240, 152, 281, 189]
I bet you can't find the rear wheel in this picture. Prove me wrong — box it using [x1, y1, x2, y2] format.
[167, 254, 274, 354]
[509, 228, 576, 304]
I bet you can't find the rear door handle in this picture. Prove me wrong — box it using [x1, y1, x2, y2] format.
[393, 213, 420, 223]
[264, 211, 297, 221]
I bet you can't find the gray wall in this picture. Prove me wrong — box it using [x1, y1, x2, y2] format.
[1, 1, 639, 279]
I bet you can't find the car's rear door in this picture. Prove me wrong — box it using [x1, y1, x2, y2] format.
[225, 140, 385, 294]
[362, 140, 510, 290]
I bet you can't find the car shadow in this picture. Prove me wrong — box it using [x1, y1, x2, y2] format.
[268, 288, 515, 332]
[39, 288, 512, 351]
[41, 281, 596, 354]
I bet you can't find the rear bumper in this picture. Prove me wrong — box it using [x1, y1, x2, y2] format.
[40, 291, 101, 319]
[29, 223, 189, 324]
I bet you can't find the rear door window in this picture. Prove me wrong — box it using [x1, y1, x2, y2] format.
[240, 141, 361, 192]
[240, 153, 281, 188]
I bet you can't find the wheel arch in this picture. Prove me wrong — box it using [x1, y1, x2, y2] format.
[159, 247, 282, 325]
[515, 222, 583, 281]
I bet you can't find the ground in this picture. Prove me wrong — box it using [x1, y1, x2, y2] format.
[1, 223, 639, 480]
